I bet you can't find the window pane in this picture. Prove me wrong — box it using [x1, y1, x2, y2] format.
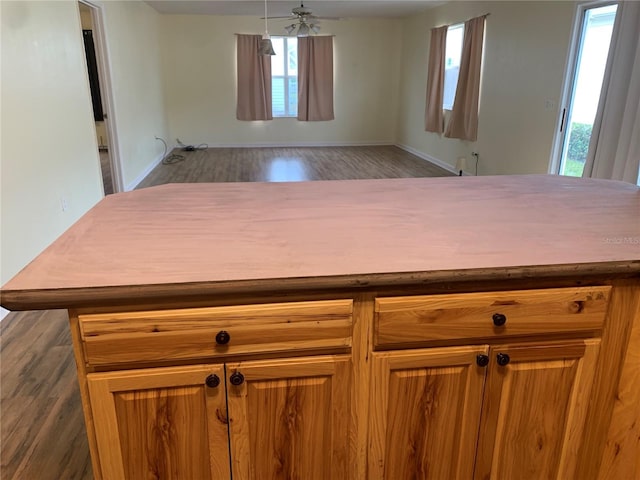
[271, 38, 285, 76]
[288, 39, 298, 76]
[288, 77, 298, 114]
[272, 77, 285, 116]
[443, 23, 464, 110]
[271, 36, 298, 117]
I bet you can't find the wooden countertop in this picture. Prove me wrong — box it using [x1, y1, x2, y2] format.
[2, 175, 639, 310]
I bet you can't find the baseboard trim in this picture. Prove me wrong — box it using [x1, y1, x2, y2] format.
[395, 144, 459, 174]
[125, 148, 170, 191]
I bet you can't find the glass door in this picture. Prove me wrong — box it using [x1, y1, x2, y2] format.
[555, 3, 618, 177]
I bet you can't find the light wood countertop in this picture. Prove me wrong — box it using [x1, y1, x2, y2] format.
[2, 175, 639, 309]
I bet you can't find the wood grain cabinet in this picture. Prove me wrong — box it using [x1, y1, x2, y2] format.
[77, 299, 354, 480]
[474, 340, 600, 480]
[369, 287, 608, 480]
[369, 340, 600, 480]
[87, 364, 230, 480]
[87, 355, 351, 480]
[369, 346, 488, 479]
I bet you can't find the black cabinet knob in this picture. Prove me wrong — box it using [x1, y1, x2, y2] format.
[496, 353, 511, 366]
[476, 354, 490, 367]
[492, 313, 507, 327]
[205, 374, 220, 388]
[215, 330, 231, 345]
[229, 372, 245, 386]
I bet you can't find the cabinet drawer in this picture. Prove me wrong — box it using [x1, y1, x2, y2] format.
[374, 287, 610, 348]
[79, 299, 353, 366]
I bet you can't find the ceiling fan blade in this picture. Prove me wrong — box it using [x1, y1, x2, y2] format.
[262, 15, 297, 19]
[308, 15, 342, 20]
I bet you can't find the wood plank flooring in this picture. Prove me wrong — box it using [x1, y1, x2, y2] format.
[1, 146, 450, 480]
[1, 310, 93, 479]
[137, 145, 451, 188]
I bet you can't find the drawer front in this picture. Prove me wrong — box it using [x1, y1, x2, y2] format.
[375, 287, 610, 348]
[80, 299, 353, 366]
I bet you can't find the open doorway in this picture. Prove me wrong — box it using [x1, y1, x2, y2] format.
[78, 1, 121, 194]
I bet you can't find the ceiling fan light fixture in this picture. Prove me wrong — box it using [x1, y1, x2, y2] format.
[297, 23, 310, 37]
[285, 24, 296, 35]
[310, 24, 321, 33]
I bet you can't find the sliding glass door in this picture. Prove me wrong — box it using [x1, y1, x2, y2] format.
[555, 2, 618, 177]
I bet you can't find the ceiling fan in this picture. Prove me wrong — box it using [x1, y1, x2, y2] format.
[264, 2, 340, 37]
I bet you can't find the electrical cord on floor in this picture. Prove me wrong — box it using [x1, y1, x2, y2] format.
[155, 137, 186, 165]
[176, 138, 208, 152]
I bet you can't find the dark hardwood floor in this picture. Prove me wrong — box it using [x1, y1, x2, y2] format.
[1, 146, 451, 479]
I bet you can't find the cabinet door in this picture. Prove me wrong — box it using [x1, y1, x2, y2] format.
[474, 339, 600, 480]
[226, 355, 351, 480]
[87, 364, 230, 480]
[369, 345, 489, 479]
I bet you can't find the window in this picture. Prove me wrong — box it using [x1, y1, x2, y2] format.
[443, 23, 464, 110]
[271, 37, 298, 117]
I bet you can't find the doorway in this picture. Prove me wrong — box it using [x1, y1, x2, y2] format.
[78, 1, 121, 194]
[552, 2, 618, 177]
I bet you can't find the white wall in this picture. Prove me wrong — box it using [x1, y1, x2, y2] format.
[159, 15, 403, 146]
[101, 0, 169, 189]
[396, 1, 576, 175]
[1, 0, 171, 319]
[1, 1, 104, 293]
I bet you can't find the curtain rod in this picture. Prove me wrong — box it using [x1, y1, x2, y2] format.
[433, 12, 490, 30]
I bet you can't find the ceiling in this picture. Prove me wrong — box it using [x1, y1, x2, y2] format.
[144, 1, 442, 19]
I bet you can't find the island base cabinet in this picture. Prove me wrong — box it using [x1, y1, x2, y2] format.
[369, 340, 601, 480]
[226, 356, 351, 480]
[86, 364, 230, 480]
[475, 339, 600, 480]
[369, 346, 489, 479]
[86, 356, 352, 480]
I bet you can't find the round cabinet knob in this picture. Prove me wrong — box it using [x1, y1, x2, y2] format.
[215, 330, 231, 345]
[496, 353, 511, 366]
[229, 372, 245, 386]
[205, 374, 220, 388]
[476, 354, 490, 367]
[492, 313, 507, 327]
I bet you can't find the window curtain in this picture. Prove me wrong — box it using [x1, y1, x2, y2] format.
[236, 34, 272, 121]
[298, 36, 334, 121]
[445, 15, 486, 141]
[583, 1, 640, 185]
[82, 30, 104, 121]
[425, 26, 448, 133]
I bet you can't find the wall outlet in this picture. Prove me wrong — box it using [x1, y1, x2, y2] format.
[60, 197, 69, 212]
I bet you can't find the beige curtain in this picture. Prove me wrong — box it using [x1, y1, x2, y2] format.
[583, 1, 640, 184]
[425, 26, 448, 133]
[236, 34, 272, 121]
[298, 36, 334, 121]
[445, 16, 486, 141]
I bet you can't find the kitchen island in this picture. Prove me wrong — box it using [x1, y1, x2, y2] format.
[2, 175, 639, 479]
